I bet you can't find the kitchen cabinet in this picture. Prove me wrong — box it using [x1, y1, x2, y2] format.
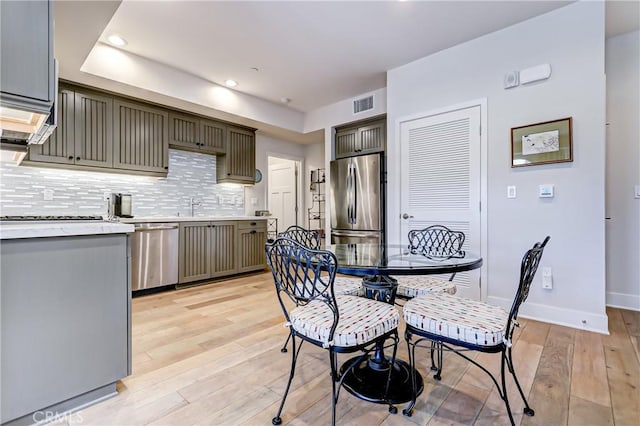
[335, 118, 386, 159]
[1, 233, 130, 424]
[216, 126, 256, 184]
[113, 100, 169, 174]
[0, 0, 54, 115]
[168, 112, 226, 155]
[178, 221, 238, 284]
[237, 221, 268, 273]
[29, 88, 113, 168]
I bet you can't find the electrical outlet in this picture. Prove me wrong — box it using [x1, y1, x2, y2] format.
[542, 266, 553, 289]
[507, 186, 516, 198]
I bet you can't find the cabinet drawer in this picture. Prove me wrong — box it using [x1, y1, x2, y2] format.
[238, 220, 267, 230]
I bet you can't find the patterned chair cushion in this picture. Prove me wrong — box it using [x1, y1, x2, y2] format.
[334, 276, 364, 296]
[395, 276, 457, 298]
[403, 293, 508, 347]
[290, 295, 399, 347]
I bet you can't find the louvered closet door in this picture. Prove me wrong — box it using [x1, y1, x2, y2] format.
[400, 106, 481, 300]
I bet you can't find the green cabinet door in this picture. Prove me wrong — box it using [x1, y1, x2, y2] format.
[29, 88, 75, 164]
[335, 128, 358, 159]
[178, 222, 211, 284]
[74, 90, 113, 168]
[199, 119, 226, 154]
[113, 100, 169, 174]
[217, 126, 255, 184]
[237, 222, 267, 273]
[210, 222, 237, 277]
[168, 112, 200, 150]
[358, 120, 386, 155]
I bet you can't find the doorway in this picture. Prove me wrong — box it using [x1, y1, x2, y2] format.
[268, 156, 301, 234]
[398, 103, 485, 300]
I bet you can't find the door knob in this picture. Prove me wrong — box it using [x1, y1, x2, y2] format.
[402, 213, 414, 220]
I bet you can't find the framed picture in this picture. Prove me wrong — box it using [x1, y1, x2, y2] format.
[511, 117, 573, 167]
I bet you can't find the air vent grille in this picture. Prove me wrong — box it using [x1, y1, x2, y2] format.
[353, 95, 374, 114]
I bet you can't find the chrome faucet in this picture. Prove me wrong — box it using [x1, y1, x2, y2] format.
[190, 197, 201, 216]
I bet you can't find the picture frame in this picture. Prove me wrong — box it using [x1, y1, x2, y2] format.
[511, 117, 573, 167]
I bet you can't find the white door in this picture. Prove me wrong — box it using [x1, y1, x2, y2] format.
[268, 158, 298, 233]
[399, 106, 482, 300]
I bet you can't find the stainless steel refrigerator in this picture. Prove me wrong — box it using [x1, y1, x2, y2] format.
[330, 153, 385, 244]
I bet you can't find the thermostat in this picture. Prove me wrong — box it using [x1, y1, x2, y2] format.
[539, 184, 554, 198]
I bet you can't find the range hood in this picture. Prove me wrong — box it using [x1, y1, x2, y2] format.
[0, 60, 58, 147]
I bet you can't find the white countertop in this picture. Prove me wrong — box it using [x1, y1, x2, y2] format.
[0, 222, 135, 240]
[119, 216, 270, 223]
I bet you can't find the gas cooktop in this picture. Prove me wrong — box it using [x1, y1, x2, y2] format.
[0, 215, 105, 222]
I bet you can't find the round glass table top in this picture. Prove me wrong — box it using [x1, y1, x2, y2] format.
[326, 243, 482, 276]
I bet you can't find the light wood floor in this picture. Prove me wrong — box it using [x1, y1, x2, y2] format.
[73, 272, 639, 425]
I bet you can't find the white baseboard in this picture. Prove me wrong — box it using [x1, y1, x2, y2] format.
[606, 291, 640, 311]
[487, 296, 609, 335]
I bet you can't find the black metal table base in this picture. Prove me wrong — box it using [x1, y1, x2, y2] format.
[340, 356, 424, 405]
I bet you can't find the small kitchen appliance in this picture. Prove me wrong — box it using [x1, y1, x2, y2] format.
[108, 193, 133, 218]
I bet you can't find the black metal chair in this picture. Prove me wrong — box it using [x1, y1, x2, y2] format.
[402, 236, 550, 425]
[277, 225, 363, 352]
[394, 225, 465, 299]
[266, 237, 400, 425]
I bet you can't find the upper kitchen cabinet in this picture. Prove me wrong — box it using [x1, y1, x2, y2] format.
[113, 100, 169, 174]
[335, 118, 386, 159]
[168, 113, 226, 155]
[29, 87, 113, 168]
[0, 0, 54, 114]
[216, 126, 256, 184]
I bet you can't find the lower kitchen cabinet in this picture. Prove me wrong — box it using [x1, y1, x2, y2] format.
[1, 233, 130, 424]
[178, 221, 242, 284]
[237, 221, 268, 273]
[178, 220, 266, 284]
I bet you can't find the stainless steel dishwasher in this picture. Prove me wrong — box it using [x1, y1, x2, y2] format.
[131, 223, 179, 291]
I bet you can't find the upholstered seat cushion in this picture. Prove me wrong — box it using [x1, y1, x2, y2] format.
[333, 276, 364, 296]
[290, 295, 399, 347]
[403, 293, 508, 347]
[395, 276, 457, 298]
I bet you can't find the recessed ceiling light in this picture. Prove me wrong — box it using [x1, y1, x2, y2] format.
[225, 79, 238, 88]
[107, 35, 127, 47]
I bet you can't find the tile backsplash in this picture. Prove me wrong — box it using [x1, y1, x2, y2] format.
[0, 149, 245, 217]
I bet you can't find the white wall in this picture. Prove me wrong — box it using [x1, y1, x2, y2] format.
[387, 2, 608, 332]
[244, 133, 311, 222]
[605, 30, 640, 311]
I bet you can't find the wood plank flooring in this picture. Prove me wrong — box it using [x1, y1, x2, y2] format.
[70, 273, 639, 425]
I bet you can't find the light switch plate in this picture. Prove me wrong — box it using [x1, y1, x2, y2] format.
[507, 186, 517, 198]
[635, 185, 640, 199]
[43, 189, 54, 201]
[542, 266, 553, 289]
[539, 184, 554, 198]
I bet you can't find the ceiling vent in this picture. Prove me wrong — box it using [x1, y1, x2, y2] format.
[353, 95, 374, 115]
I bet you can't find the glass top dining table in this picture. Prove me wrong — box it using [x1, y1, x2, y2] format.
[321, 242, 483, 407]
[326, 243, 483, 276]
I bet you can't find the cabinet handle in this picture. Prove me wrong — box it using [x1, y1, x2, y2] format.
[250, 222, 256, 226]
[68, 156, 73, 160]
[227, 173, 231, 176]
[250, 230, 257, 234]
[76, 156, 81, 161]
[164, 166, 169, 170]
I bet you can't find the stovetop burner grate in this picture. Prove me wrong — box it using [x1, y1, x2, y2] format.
[0, 215, 105, 222]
